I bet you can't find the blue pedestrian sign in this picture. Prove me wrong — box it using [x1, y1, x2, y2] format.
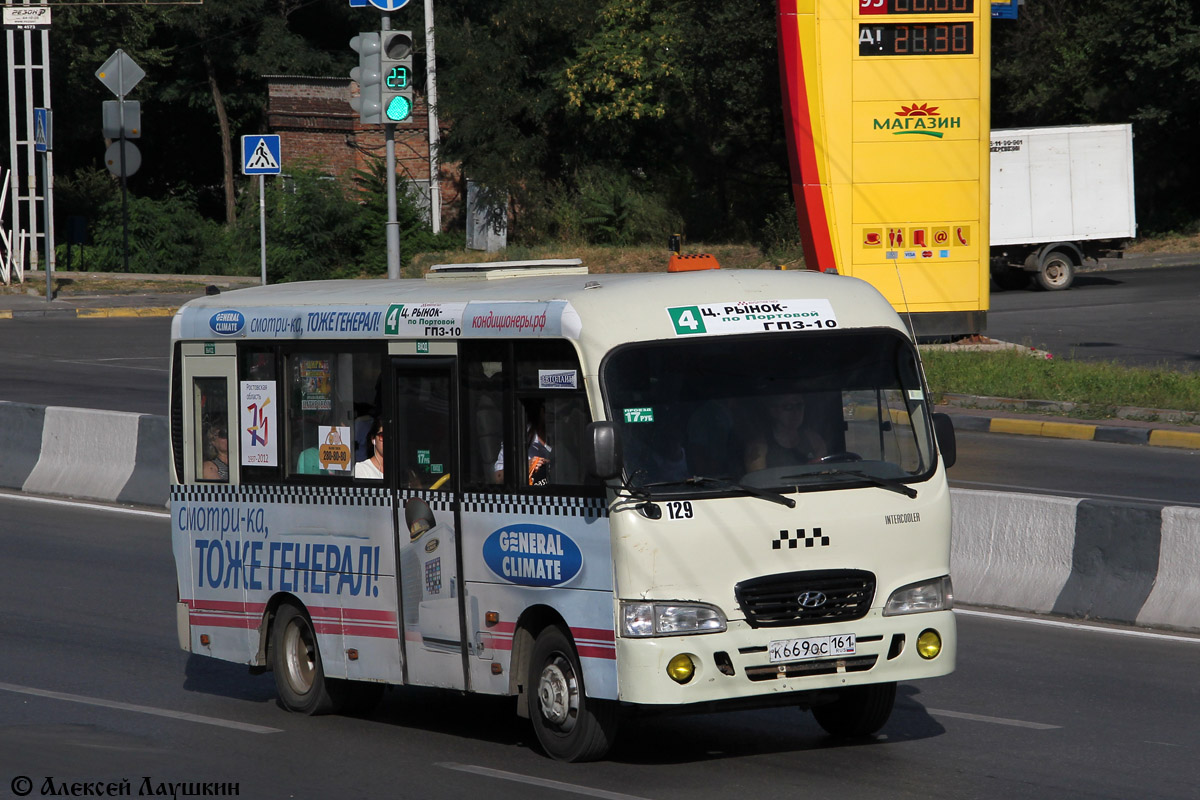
[348, 0, 411, 10]
[34, 107, 51, 153]
[242, 134, 282, 175]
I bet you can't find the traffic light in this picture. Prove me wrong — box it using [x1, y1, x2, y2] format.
[349, 32, 382, 125]
[380, 30, 414, 123]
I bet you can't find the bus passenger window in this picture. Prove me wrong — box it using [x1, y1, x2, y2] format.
[286, 351, 381, 478]
[194, 378, 229, 483]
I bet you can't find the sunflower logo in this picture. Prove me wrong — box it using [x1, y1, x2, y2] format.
[896, 103, 940, 117]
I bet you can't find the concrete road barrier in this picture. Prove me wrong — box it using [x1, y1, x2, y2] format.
[951, 489, 1198, 634]
[2, 400, 1197, 634]
[0, 401, 167, 508]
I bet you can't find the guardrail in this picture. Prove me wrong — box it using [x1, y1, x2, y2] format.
[2, 400, 1196, 634]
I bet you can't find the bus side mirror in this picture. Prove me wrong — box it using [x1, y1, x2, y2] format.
[585, 421, 622, 480]
[932, 412, 956, 470]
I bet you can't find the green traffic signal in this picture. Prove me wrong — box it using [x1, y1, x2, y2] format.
[386, 95, 412, 122]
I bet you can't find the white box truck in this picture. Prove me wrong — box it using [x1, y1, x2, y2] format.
[990, 123, 1136, 291]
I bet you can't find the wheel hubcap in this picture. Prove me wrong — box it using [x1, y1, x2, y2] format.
[283, 619, 316, 694]
[537, 655, 579, 731]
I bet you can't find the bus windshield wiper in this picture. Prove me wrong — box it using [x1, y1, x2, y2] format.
[784, 469, 918, 498]
[637, 476, 796, 508]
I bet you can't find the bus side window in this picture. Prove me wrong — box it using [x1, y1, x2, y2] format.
[513, 341, 594, 491]
[462, 342, 508, 487]
[194, 377, 229, 483]
[286, 351, 381, 478]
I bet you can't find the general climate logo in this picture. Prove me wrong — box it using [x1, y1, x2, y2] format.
[209, 310, 245, 336]
[873, 103, 960, 138]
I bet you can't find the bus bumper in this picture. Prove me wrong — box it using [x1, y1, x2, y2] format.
[613, 609, 955, 707]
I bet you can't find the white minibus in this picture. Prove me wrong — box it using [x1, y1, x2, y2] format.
[169, 258, 957, 761]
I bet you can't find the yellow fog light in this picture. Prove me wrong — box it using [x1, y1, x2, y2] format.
[917, 629, 942, 660]
[666, 653, 695, 684]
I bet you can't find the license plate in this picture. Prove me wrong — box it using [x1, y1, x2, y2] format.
[768, 633, 856, 663]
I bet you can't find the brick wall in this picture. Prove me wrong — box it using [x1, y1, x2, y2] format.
[266, 76, 461, 229]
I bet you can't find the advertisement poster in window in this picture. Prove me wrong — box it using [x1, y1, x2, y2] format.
[300, 359, 332, 410]
[318, 425, 353, 472]
[240, 380, 278, 467]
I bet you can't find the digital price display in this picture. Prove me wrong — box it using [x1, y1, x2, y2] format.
[859, 0, 975, 13]
[859, 22, 974, 56]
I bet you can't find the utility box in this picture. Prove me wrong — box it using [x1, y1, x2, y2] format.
[990, 124, 1136, 290]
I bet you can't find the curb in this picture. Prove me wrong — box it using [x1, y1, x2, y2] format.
[0, 306, 180, 320]
[945, 412, 1200, 450]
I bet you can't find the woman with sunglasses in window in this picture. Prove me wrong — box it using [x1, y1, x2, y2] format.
[203, 422, 230, 481]
[355, 418, 385, 480]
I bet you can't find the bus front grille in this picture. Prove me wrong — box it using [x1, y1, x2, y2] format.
[734, 569, 875, 628]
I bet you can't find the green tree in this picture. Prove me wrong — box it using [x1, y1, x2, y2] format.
[992, 0, 1200, 230]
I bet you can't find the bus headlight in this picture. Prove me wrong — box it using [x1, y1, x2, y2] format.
[883, 575, 954, 616]
[621, 602, 727, 637]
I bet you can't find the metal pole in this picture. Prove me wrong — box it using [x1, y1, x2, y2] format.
[259, 174, 267, 285]
[381, 13, 400, 278]
[42, 151, 50, 301]
[5, 27, 19, 278]
[118, 56, 129, 273]
[22, 28, 38, 271]
[39, 25, 54, 275]
[424, 0, 441, 233]
[385, 123, 400, 279]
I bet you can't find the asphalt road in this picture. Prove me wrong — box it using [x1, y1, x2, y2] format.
[2, 493, 1198, 799]
[0, 317, 171, 415]
[947, 429, 1200, 507]
[987, 262, 1200, 369]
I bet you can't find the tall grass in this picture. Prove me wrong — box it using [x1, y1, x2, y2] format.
[920, 350, 1200, 414]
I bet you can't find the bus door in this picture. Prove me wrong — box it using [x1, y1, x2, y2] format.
[176, 344, 254, 656]
[390, 357, 467, 690]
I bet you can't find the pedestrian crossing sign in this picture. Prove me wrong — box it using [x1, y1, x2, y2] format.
[241, 135, 282, 175]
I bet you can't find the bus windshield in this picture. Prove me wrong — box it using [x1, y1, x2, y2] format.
[602, 329, 936, 494]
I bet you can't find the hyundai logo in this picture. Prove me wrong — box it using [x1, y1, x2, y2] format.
[797, 591, 828, 608]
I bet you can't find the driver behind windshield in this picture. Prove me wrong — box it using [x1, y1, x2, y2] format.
[744, 390, 830, 471]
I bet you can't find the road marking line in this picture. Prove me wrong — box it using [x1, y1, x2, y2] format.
[0, 491, 168, 518]
[0, 682, 281, 734]
[955, 608, 1200, 644]
[924, 708, 1060, 730]
[439, 763, 653, 800]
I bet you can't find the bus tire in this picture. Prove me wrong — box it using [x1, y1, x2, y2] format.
[271, 603, 339, 715]
[528, 625, 618, 762]
[811, 681, 896, 738]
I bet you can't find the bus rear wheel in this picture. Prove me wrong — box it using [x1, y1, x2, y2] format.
[528, 625, 618, 762]
[811, 681, 896, 738]
[271, 603, 339, 715]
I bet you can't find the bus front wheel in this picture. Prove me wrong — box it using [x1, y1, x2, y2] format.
[811, 681, 896, 738]
[528, 625, 618, 762]
[271, 603, 339, 715]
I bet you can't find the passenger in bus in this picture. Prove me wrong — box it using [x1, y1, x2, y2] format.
[202, 422, 229, 481]
[494, 399, 552, 486]
[354, 418, 385, 480]
[744, 392, 829, 471]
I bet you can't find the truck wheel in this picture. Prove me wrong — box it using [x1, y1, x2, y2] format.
[271, 603, 340, 715]
[528, 625, 618, 761]
[811, 681, 896, 738]
[1036, 251, 1075, 291]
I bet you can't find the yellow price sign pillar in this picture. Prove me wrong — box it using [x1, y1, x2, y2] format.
[777, 0, 990, 337]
